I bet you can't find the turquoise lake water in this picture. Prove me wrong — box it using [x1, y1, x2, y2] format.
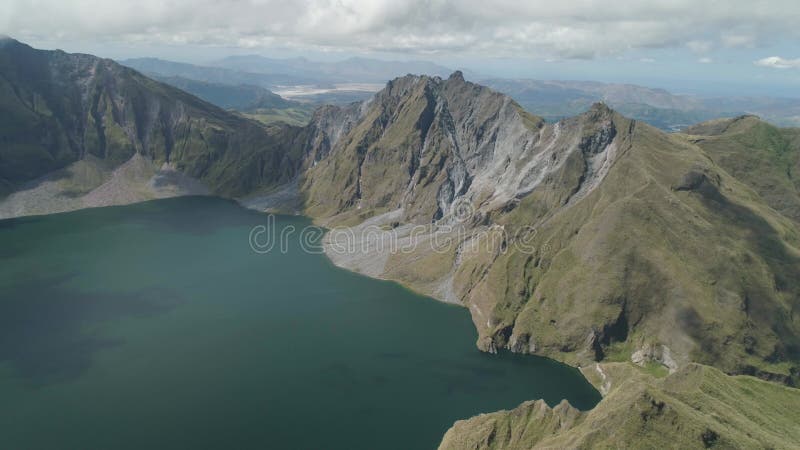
[0, 196, 600, 449]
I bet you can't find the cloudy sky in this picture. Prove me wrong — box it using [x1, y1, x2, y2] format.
[3, 0, 800, 95]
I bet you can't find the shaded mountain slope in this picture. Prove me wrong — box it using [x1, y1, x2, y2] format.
[0, 38, 309, 203]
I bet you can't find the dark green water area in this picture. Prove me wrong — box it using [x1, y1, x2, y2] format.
[0, 196, 600, 449]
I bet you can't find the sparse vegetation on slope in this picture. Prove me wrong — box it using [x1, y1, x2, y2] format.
[683, 115, 800, 222]
[440, 362, 800, 449]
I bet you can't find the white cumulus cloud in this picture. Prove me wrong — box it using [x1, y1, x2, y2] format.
[754, 56, 800, 69]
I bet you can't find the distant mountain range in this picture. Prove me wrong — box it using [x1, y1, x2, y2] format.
[120, 57, 314, 89]
[483, 78, 800, 131]
[209, 54, 454, 83]
[121, 57, 380, 106]
[145, 75, 315, 126]
[122, 56, 800, 132]
[149, 75, 296, 111]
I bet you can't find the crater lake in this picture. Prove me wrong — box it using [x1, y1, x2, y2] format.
[0, 196, 600, 449]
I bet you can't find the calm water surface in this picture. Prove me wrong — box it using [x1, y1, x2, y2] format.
[0, 197, 599, 449]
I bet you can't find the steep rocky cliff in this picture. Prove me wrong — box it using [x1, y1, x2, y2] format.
[303, 71, 554, 224]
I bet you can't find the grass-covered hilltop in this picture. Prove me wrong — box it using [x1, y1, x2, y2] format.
[1, 39, 799, 448]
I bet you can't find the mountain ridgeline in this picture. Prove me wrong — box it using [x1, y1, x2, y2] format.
[2, 39, 800, 449]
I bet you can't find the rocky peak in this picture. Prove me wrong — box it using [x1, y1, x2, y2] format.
[0, 36, 35, 57]
[302, 102, 365, 162]
[447, 70, 465, 82]
[588, 101, 613, 114]
[303, 67, 628, 224]
[371, 71, 489, 109]
[580, 102, 617, 127]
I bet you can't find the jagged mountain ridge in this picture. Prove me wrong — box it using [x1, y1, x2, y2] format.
[298, 73, 800, 448]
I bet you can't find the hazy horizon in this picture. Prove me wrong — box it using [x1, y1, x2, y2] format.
[3, 1, 800, 97]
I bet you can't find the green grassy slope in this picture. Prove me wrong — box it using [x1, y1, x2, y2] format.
[471, 115, 800, 382]
[684, 116, 800, 222]
[440, 362, 800, 449]
[301, 74, 446, 224]
[241, 107, 314, 127]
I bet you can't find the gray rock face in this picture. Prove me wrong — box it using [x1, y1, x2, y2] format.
[303, 73, 622, 226]
[631, 344, 679, 373]
[303, 102, 366, 163]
